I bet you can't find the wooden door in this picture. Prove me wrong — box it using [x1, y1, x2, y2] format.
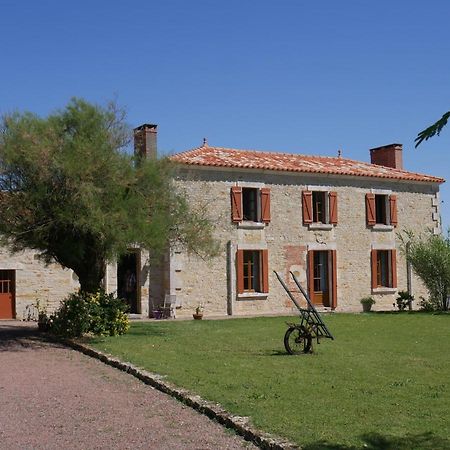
[0, 270, 15, 319]
[312, 251, 330, 307]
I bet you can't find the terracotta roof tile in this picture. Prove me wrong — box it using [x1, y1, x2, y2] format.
[170, 146, 445, 184]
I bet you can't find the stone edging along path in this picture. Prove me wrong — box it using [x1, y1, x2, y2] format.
[63, 338, 299, 450]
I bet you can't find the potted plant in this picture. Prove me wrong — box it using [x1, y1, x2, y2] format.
[193, 304, 204, 320]
[360, 296, 376, 312]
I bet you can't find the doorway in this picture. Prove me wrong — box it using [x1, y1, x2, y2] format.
[0, 270, 15, 319]
[312, 251, 330, 306]
[117, 251, 140, 314]
[308, 250, 337, 308]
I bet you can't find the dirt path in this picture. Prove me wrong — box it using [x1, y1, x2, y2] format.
[0, 321, 255, 449]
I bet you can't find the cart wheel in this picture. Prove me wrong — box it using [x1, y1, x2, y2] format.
[284, 326, 312, 355]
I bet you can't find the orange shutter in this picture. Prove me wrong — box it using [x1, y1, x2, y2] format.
[236, 250, 244, 294]
[366, 193, 376, 226]
[371, 249, 378, 289]
[329, 191, 338, 225]
[302, 191, 313, 225]
[260, 188, 271, 224]
[389, 195, 398, 227]
[391, 249, 397, 288]
[261, 249, 269, 293]
[331, 250, 337, 309]
[307, 250, 314, 302]
[231, 187, 243, 222]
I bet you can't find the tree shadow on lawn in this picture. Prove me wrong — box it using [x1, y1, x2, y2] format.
[303, 431, 449, 450]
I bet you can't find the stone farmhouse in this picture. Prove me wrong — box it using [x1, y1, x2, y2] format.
[0, 124, 444, 320]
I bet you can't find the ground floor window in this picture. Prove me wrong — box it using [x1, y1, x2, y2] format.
[236, 249, 269, 294]
[371, 249, 397, 289]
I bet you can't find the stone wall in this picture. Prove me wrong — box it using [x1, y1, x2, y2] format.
[1, 246, 152, 320]
[169, 167, 440, 318]
[0, 247, 78, 320]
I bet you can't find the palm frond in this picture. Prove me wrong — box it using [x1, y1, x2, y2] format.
[415, 111, 450, 147]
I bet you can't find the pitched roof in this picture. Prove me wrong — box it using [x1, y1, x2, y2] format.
[170, 145, 445, 183]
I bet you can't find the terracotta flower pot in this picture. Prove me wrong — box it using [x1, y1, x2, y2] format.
[193, 313, 203, 320]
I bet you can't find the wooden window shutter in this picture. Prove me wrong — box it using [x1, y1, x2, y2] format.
[231, 187, 243, 222]
[331, 250, 337, 309]
[302, 191, 313, 225]
[236, 250, 244, 294]
[371, 249, 378, 289]
[261, 249, 269, 293]
[329, 191, 338, 225]
[366, 193, 376, 226]
[307, 250, 314, 302]
[389, 195, 398, 227]
[391, 249, 397, 288]
[260, 188, 271, 223]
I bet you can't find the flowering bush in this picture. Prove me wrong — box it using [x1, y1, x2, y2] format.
[49, 290, 129, 338]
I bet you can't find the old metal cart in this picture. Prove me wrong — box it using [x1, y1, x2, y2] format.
[274, 271, 334, 354]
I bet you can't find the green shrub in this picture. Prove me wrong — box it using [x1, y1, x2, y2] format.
[419, 296, 442, 312]
[394, 290, 414, 311]
[50, 290, 129, 338]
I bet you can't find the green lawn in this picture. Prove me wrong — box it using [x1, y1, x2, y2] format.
[89, 314, 450, 449]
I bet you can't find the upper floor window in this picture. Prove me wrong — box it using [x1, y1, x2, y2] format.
[366, 193, 397, 227]
[231, 186, 270, 224]
[242, 188, 258, 221]
[302, 190, 338, 226]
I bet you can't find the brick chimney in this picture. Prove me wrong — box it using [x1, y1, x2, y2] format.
[134, 124, 157, 160]
[370, 143, 403, 170]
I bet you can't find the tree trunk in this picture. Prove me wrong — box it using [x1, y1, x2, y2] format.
[76, 257, 106, 294]
[443, 291, 449, 311]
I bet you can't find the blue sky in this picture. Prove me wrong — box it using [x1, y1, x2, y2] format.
[1, 1, 449, 227]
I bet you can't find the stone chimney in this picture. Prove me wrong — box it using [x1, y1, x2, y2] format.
[370, 143, 403, 170]
[134, 124, 157, 160]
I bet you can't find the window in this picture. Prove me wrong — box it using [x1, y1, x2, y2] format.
[366, 193, 397, 227]
[231, 186, 270, 224]
[243, 250, 260, 291]
[242, 188, 258, 221]
[313, 191, 326, 223]
[375, 195, 387, 224]
[236, 249, 269, 294]
[302, 191, 337, 225]
[371, 249, 397, 289]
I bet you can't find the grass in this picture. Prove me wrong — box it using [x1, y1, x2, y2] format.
[89, 313, 450, 449]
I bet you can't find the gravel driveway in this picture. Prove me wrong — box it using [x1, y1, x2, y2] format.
[0, 321, 255, 449]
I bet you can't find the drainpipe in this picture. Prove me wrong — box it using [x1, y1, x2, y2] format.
[227, 241, 234, 316]
[406, 242, 413, 311]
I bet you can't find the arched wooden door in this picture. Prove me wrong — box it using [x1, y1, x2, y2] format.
[0, 270, 15, 319]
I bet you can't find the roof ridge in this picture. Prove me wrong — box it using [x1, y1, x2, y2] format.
[186, 145, 346, 160]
